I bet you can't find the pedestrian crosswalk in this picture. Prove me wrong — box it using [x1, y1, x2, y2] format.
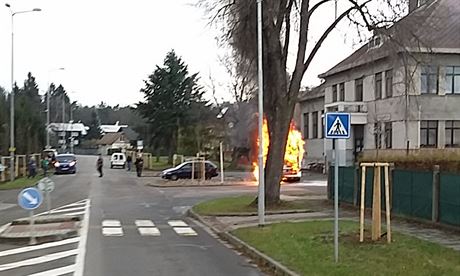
[101, 219, 198, 237]
[0, 198, 90, 276]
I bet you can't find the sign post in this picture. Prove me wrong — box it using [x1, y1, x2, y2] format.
[37, 177, 55, 214]
[18, 187, 43, 245]
[325, 112, 350, 263]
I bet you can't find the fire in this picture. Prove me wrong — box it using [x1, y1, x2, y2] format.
[253, 118, 305, 181]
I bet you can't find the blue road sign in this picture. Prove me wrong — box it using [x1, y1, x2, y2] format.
[18, 187, 43, 210]
[325, 113, 351, 139]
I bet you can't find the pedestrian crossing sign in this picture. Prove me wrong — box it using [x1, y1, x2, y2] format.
[325, 113, 350, 139]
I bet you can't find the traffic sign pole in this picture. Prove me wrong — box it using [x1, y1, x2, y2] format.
[29, 210, 36, 245]
[46, 190, 51, 214]
[334, 138, 339, 263]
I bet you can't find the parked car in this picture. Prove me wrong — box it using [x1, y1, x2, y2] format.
[161, 161, 218, 181]
[54, 154, 77, 174]
[110, 153, 126, 169]
[282, 165, 301, 182]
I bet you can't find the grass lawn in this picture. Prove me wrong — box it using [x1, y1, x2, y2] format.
[193, 195, 310, 215]
[0, 176, 44, 190]
[232, 220, 460, 275]
[148, 157, 171, 171]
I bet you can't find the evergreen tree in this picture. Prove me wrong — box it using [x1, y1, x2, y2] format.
[137, 50, 205, 163]
[86, 110, 102, 140]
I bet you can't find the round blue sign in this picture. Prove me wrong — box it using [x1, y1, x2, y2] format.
[18, 187, 43, 210]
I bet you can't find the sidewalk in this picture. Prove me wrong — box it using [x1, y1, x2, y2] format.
[195, 203, 460, 252]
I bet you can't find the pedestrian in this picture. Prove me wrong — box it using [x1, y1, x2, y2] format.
[41, 156, 49, 177]
[97, 154, 104, 177]
[127, 155, 132, 171]
[134, 154, 144, 177]
[28, 156, 37, 178]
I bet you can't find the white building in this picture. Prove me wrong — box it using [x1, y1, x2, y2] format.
[299, 0, 460, 166]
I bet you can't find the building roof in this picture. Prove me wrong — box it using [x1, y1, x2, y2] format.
[49, 123, 89, 135]
[298, 85, 325, 102]
[97, 133, 124, 145]
[319, 0, 459, 78]
[100, 121, 128, 133]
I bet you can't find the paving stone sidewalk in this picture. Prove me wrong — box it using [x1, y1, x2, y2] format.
[205, 207, 460, 252]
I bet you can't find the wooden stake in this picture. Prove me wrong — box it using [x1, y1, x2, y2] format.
[384, 166, 392, 243]
[372, 166, 382, 241]
[359, 166, 366, 242]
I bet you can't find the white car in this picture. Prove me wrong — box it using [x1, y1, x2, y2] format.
[110, 153, 126, 169]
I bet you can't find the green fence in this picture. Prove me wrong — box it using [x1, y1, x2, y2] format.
[439, 173, 460, 226]
[392, 170, 433, 220]
[328, 166, 460, 225]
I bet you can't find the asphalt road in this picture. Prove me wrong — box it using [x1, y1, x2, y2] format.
[0, 155, 326, 275]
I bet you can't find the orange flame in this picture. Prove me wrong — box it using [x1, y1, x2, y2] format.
[253, 118, 305, 181]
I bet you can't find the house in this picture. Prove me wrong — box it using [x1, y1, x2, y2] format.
[299, 0, 460, 166]
[97, 132, 132, 155]
[48, 122, 89, 149]
[100, 121, 128, 134]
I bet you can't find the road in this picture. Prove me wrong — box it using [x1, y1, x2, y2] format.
[0, 155, 326, 275]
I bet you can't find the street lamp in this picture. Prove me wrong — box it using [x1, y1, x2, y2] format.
[5, 3, 42, 181]
[256, 0, 265, 226]
[46, 68, 65, 148]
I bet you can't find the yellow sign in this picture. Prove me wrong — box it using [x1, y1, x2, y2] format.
[8, 147, 16, 152]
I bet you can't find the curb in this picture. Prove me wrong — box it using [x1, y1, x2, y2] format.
[12, 215, 81, 225]
[198, 209, 312, 217]
[188, 209, 299, 276]
[146, 182, 248, 188]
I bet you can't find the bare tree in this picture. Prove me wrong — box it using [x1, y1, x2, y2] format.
[200, 0, 410, 204]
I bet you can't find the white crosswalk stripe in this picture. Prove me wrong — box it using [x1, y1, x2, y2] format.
[0, 199, 90, 276]
[102, 220, 121, 227]
[102, 227, 124, 236]
[173, 227, 198, 236]
[135, 220, 155, 227]
[168, 220, 188, 227]
[138, 227, 161, 236]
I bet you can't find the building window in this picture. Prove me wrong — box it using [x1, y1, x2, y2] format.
[445, 120, 460, 147]
[420, 120, 438, 148]
[375, 72, 383, 99]
[355, 78, 363, 101]
[385, 69, 393, 98]
[445, 66, 460, 94]
[374, 122, 382, 149]
[303, 113, 309, 139]
[421, 65, 438, 94]
[312, 111, 318, 138]
[339, 83, 345, 101]
[385, 122, 392, 149]
[332, 85, 337, 102]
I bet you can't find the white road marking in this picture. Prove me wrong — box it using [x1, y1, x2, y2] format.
[168, 220, 188, 227]
[62, 211, 86, 216]
[0, 249, 78, 272]
[173, 227, 198, 236]
[102, 220, 121, 227]
[0, 223, 10, 235]
[138, 227, 161, 236]
[102, 227, 123, 236]
[28, 264, 76, 276]
[49, 207, 86, 214]
[53, 202, 87, 210]
[74, 199, 90, 276]
[0, 237, 80, 258]
[135, 220, 155, 227]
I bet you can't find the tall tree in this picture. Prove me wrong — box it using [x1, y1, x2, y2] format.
[85, 109, 102, 140]
[137, 50, 205, 163]
[0, 87, 8, 155]
[202, 0, 406, 204]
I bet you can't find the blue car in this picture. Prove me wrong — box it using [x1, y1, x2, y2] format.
[54, 154, 77, 174]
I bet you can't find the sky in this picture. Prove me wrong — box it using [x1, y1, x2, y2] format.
[0, 0, 372, 107]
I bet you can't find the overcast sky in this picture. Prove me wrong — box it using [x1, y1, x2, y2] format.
[0, 0, 368, 107]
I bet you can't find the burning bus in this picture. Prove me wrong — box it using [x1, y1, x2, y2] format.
[253, 118, 305, 182]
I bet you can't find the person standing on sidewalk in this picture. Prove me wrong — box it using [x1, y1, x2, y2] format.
[134, 154, 143, 177]
[41, 157, 49, 177]
[28, 157, 37, 178]
[96, 154, 104, 177]
[126, 155, 132, 171]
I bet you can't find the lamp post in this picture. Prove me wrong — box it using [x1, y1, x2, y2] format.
[5, 3, 41, 181]
[256, 0, 265, 226]
[46, 68, 65, 149]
